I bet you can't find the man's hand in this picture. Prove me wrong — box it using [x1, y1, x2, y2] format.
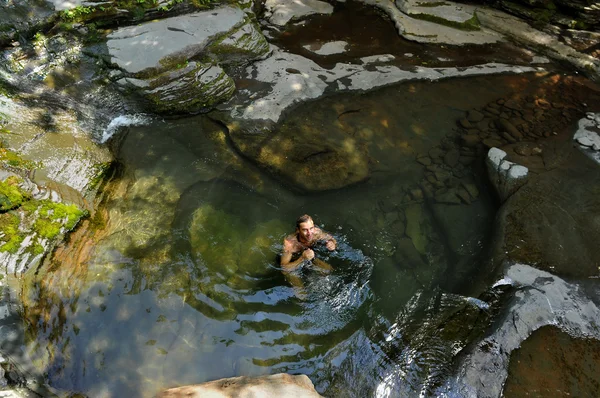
[325, 239, 336, 251]
[302, 249, 315, 261]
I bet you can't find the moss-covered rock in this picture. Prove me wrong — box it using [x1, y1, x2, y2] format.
[0, 174, 87, 273]
[0, 177, 29, 211]
[120, 62, 236, 114]
[107, 5, 269, 114]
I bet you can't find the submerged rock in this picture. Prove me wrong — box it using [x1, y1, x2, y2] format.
[156, 373, 323, 397]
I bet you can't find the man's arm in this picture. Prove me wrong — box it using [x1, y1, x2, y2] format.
[316, 228, 337, 251]
[280, 239, 313, 271]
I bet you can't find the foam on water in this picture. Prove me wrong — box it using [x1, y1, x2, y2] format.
[100, 114, 151, 143]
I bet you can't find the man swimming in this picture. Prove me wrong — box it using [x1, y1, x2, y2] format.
[280, 214, 336, 272]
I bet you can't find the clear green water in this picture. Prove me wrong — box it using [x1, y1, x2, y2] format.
[21, 75, 529, 397]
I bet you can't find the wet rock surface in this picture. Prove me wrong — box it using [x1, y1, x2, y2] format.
[106, 6, 269, 114]
[503, 325, 600, 397]
[264, 0, 334, 27]
[157, 373, 323, 397]
[444, 263, 600, 398]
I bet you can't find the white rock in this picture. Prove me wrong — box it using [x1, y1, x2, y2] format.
[265, 0, 334, 27]
[396, 0, 478, 25]
[303, 40, 349, 55]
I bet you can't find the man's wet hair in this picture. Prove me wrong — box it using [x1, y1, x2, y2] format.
[296, 214, 313, 229]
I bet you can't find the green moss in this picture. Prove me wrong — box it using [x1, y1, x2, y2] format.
[33, 218, 62, 239]
[31, 243, 45, 256]
[89, 162, 113, 190]
[0, 178, 29, 212]
[190, 0, 219, 9]
[24, 200, 87, 231]
[416, 1, 450, 7]
[0, 213, 23, 253]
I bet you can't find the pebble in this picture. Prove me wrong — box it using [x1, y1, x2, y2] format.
[417, 156, 432, 166]
[459, 118, 472, 129]
[434, 190, 461, 205]
[467, 110, 485, 122]
[461, 134, 480, 148]
[462, 182, 479, 198]
[514, 144, 532, 156]
[457, 188, 471, 204]
[429, 147, 444, 159]
[444, 149, 460, 167]
[501, 131, 517, 143]
[483, 138, 503, 148]
[411, 188, 424, 200]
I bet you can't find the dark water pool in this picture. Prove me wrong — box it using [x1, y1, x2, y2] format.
[20, 74, 541, 397]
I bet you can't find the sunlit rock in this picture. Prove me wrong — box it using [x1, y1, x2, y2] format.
[395, 0, 480, 30]
[118, 62, 236, 114]
[574, 112, 600, 164]
[485, 147, 528, 203]
[264, 0, 334, 27]
[106, 6, 269, 114]
[156, 373, 323, 397]
[302, 41, 349, 56]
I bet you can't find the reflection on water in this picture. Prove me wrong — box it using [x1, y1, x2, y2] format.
[19, 75, 529, 397]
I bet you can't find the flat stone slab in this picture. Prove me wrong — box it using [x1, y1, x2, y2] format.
[358, 0, 503, 45]
[225, 48, 538, 123]
[264, 0, 334, 26]
[476, 7, 600, 80]
[302, 40, 349, 55]
[157, 373, 323, 397]
[396, 0, 478, 25]
[106, 6, 246, 75]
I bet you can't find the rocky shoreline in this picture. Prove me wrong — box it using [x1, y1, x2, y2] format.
[1, 0, 600, 396]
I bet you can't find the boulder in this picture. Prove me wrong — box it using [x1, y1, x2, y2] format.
[486, 147, 529, 202]
[504, 326, 600, 397]
[446, 263, 600, 397]
[156, 373, 323, 398]
[106, 6, 269, 114]
[493, 145, 600, 278]
[118, 62, 235, 114]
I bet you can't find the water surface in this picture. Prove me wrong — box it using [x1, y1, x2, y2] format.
[21, 74, 538, 397]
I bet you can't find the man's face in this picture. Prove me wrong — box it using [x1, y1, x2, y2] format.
[297, 219, 315, 241]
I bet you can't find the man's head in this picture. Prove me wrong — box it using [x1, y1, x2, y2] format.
[296, 214, 315, 242]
